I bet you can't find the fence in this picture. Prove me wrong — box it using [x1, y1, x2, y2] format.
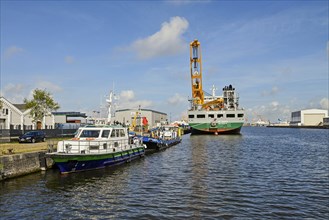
[0, 128, 78, 143]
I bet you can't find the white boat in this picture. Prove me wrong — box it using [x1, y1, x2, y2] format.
[47, 125, 146, 174]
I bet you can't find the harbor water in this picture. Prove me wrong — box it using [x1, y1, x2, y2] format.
[1, 127, 328, 219]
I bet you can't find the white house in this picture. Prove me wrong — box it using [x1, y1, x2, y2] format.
[0, 96, 55, 130]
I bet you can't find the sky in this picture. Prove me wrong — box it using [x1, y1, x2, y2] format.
[1, 0, 328, 123]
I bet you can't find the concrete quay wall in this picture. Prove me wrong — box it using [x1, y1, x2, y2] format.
[0, 152, 53, 181]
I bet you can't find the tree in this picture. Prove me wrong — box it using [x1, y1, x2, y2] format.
[24, 89, 60, 127]
[0, 98, 3, 109]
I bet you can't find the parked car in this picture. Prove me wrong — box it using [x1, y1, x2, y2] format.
[18, 131, 46, 143]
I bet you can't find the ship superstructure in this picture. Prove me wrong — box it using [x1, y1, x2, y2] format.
[187, 39, 244, 134]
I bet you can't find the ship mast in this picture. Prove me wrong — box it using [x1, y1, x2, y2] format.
[190, 39, 204, 106]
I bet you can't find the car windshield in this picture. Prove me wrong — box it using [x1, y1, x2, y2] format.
[25, 132, 37, 135]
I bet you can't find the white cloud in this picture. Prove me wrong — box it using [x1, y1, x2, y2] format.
[246, 101, 291, 122]
[1, 82, 62, 103]
[167, 93, 186, 105]
[35, 81, 63, 93]
[130, 16, 189, 59]
[4, 46, 24, 59]
[119, 90, 135, 101]
[261, 86, 279, 96]
[320, 97, 329, 109]
[117, 90, 153, 109]
[65, 56, 75, 64]
[271, 101, 279, 108]
[2, 83, 26, 103]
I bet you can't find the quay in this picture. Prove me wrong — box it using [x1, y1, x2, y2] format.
[0, 151, 52, 181]
[267, 125, 329, 129]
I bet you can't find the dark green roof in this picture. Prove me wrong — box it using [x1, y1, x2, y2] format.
[116, 108, 167, 115]
[13, 104, 27, 111]
[52, 112, 87, 118]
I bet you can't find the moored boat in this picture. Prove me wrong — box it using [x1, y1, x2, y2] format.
[187, 39, 245, 134]
[142, 125, 182, 152]
[46, 124, 146, 174]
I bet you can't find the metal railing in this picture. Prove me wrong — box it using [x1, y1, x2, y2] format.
[56, 137, 143, 154]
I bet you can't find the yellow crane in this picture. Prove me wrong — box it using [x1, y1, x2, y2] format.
[190, 39, 204, 105]
[190, 39, 224, 110]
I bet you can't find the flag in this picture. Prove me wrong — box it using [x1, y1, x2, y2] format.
[142, 117, 148, 125]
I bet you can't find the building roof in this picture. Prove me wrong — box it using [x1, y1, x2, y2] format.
[116, 108, 167, 115]
[13, 104, 27, 112]
[52, 111, 87, 118]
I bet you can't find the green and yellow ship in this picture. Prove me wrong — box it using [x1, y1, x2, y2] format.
[187, 40, 245, 134]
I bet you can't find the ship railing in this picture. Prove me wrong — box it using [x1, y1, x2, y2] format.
[57, 138, 143, 154]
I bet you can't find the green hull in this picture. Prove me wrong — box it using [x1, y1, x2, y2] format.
[50, 148, 144, 163]
[189, 122, 243, 134]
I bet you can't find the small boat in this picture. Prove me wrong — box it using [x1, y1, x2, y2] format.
[142, 125, 182, 152]
[46, 124, 146, 174]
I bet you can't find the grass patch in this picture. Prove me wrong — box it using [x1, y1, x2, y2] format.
[0, 137, 67, 156]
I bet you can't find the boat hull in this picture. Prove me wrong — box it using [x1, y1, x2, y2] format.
[48, 147, 145, 174]
[143, 137, 181, 152]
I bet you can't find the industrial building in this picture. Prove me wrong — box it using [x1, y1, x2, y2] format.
[113, 108, 167, 129]
[290, 109, 328, 126]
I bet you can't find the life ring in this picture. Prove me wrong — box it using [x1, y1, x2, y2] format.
[210, 121, 217, 127]
[133, 137, 140, 144]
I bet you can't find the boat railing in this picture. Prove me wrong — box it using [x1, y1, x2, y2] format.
[57, 137, 143, 154]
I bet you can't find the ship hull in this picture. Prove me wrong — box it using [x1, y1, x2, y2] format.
[189, 122, 243, 134]
[187, 109, 244, 135]
[48, 147, 145, 174]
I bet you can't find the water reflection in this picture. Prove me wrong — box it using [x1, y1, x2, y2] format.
[189, 135, 209, 218]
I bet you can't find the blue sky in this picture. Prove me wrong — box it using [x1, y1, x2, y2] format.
[1, 0, 328, 122]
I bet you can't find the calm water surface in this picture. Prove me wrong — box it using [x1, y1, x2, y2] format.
[1, 127, 328, 219]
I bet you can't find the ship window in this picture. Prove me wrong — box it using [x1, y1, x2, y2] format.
[217, 114, 224, 118]
[188, 115, 195, 118]
[197, 114, 205, 118]
[238, 114, 244, 118]
[120, 129, 125, 137]
[110, 130, 116, 137]
[101, 130, 110, 138]
[208, 114, 214, 118]
[227, 114, 235, 118]
[80, 130, 100, 138]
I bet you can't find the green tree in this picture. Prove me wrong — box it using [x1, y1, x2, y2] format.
[0, 98, 3, 109]
[24, 89, 60, 126]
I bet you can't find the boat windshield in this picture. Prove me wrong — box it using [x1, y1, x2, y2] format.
[79, 130, 101, 138]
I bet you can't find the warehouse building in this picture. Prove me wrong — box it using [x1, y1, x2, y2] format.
[290, 109, 328, 126]
[113, 108, 167, 129]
